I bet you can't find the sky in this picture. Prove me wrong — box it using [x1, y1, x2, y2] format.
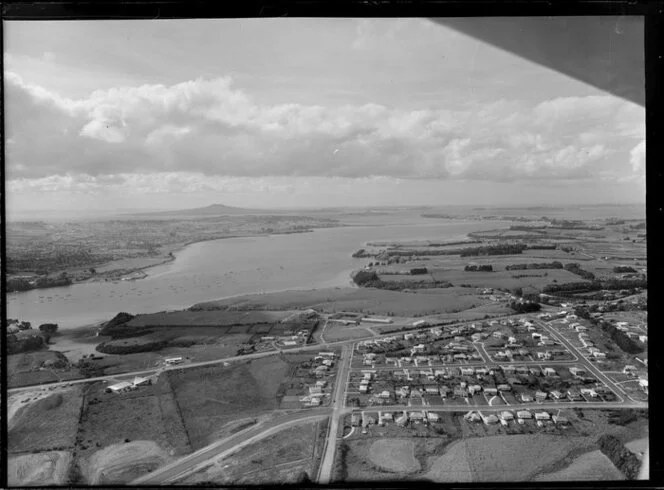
[4, 17, 645, 218]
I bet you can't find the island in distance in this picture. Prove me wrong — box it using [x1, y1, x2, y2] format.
[7, 203, 648, 485]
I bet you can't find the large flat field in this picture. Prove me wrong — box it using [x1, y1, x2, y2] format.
[168, 355, 294, 450]
[126, 310, 293, 327]
[180, 419, 328, 485]
[194, 287, 498, 317]
[69, 375, 192, 485]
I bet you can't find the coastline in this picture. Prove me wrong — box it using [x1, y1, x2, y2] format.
[8, 227, 328, 292]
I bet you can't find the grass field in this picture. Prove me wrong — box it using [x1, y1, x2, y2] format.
[181, 420, 325, 485]
[8, 386, 83, 454]
[126, 310, 293, 327]
[428, 268, 585, 292]
[368, 439, 421, 473]
[324, 326, 375, 342]
[169, 356, 290, 450]
[533, 450, 624, 481]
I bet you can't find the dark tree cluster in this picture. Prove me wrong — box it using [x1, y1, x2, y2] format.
[459, 243, 527, 257]
[505, 261, 563, 270]
[508, 301, 542, 313]
[564, 263, 596, 281]
[613, 266, 638, 273]
[598, 434, 642, 479]
[464, 264, 493, 272]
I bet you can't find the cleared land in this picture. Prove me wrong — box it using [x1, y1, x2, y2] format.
[181, 420, 326, 485]
[8, 451, 73, 486]
[85, 441, 174, 485]
[70, 375, 191, 485]
[8, 386, 83, 453]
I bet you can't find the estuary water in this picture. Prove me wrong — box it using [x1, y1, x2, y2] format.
[7, 220, 506, 330]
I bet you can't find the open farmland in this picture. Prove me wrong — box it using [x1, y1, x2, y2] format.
[428, 268, 585, 292]
[169, 356, 291, 449]
[8, 386, 83, 454]
[8, 351, 82, 388]
[181, 420, 327, 485]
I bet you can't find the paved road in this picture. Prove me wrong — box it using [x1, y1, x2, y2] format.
[316, 344, 352, 484]
[7, 335, 355, 394]
[9, 314, 526, 394]
[133, 410, 331, 485]
[536, 319, 627, 402]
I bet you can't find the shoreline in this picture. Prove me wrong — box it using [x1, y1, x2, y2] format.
[7, 227, 332, 293]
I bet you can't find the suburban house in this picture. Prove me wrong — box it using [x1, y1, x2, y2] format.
[500, 411, 514, 421]
[425, 386, 439, 395]
[351, 413, 361, 426]
[460, 367, 475, 376]
[482, 413, 500, 425]
[592, 351, 607, 359]
[543, 367, 557, 377]
[378, 390, 391, 399]
[517, 410, 533, 420]
[535, 391, 548, 401]
[520, 393, 534, 403]
[534, 411, 551, 421]
[427, 412, 440, 422]
[552, 415, 569, 425]
[549, 390, 564, 399]
[569, 367, 586, 376]
[497, 384, 511, 392]
[484, 387, 498, 396]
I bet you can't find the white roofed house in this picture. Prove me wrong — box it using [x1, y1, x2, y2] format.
[543, 367, 557, 377]
[107, 381, 133, 393]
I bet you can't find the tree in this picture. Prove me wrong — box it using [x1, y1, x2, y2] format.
[39, 323, 59, 343]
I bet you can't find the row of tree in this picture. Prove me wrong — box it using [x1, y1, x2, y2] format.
[459, 243, 528, 257]
[505, 261, 563, 270]
[564, 263, 596, 281]
[464, 264, 493, 272]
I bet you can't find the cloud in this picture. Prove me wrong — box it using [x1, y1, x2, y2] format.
[630, 140, 645, 173]
[5, 71, 644, 185]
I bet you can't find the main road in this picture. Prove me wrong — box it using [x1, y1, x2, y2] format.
[316, 344, 352, 484]
[133, 410, 332, 484]
[535, 319, 628, 402]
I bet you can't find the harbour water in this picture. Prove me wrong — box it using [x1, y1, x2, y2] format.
[7, 220, 507, 330]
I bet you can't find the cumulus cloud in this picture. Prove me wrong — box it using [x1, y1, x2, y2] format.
[5, 71, 644, 185]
